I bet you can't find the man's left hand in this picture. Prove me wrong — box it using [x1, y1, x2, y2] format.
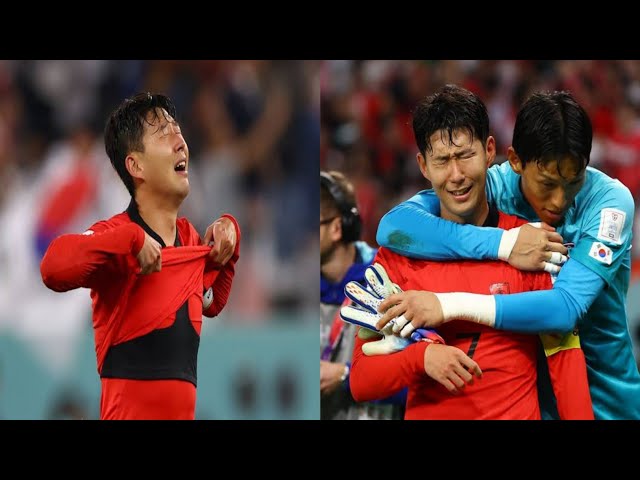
[204, 216, 236, 266]
[320, 360, 348, 395]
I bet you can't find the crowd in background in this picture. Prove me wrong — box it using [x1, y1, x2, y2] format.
[320, 59, 640, 368]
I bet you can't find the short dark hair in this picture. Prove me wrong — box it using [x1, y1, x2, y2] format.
[320, 170, 356, 218]
[320, 170, 361, 243]
[512, 91, 592, 176]
[104, 92, 177, 196]
[412, 84, 490, 156]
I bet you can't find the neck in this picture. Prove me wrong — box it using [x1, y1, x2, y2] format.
[321, 242, 356, 283]
[135, 189, 181, 246]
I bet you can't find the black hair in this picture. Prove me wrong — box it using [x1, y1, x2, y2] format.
[512, 91, 592, 176]
[104, 92, 177, 196]
[320, 170, 361, 243]
[412, 84, 490, 156]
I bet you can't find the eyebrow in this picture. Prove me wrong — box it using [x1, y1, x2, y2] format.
[433, 147, 474, 161]
[151, 119, 180, 135]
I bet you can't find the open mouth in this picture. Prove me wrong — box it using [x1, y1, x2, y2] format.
[174, 160, 187, 172]
[448, 185, 472, 197]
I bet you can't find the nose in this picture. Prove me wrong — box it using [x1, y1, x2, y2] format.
[549, 187, 568, 212]
[174, 136, 187, 154]
[448, 159, 465, 184]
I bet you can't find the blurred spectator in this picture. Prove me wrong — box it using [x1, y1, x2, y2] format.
[320, 170, 404, 420]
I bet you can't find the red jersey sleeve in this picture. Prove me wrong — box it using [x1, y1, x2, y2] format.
[350, 329, 429, 402]
[349, 248, 428, 402]
[201, 214, 241, 318]
[40, 220, 145, 292]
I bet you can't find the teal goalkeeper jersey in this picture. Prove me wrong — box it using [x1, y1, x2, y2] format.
[486, 162, 640, 419]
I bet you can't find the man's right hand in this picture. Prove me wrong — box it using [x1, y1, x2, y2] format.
[424, 344, 482, 394]
[504, 223, 568, 273]
[136, 232, 162, 274]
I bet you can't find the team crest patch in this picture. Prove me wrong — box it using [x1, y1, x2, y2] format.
[597, 208, 625, 245]
[490, 282, 510, 294]
[589, 241, 613, 265]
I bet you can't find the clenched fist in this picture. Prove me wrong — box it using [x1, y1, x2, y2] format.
[137, 232, 162, 274]
[204, 216, 236, 266]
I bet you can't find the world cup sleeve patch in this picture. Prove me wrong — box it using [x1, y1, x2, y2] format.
[589, 241, 613, 265]
[597, 208, 625, 245]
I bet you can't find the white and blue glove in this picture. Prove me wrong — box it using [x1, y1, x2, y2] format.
[357, 324, 412, 356]
[340, 263, 444, 355]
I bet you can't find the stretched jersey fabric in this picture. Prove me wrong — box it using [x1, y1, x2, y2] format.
[351, 208, 592, 420]
[377, 162, 640, 419]
[41, 201, 240, 419]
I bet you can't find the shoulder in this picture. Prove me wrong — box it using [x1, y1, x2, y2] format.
[578, 167, 634, 216]
[582, 167, 633, 202]
[488, 161, 513, 176]
[177, 217, 201, 246]
[375, 246, 414, 271]
[486, 161, 516, 183]
[376, 246, 399, 263]
[86, 211, 130, 233]
[486, 161, 520, 200]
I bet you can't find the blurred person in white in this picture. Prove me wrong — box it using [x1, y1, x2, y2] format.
[320, 170, 404, 420]
[40, 93, 240, 420]
[0, 65, 130, 375]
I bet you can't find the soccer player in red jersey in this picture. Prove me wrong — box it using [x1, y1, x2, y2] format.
[349, 85, 592, 420]
[40, 93, 240, 420]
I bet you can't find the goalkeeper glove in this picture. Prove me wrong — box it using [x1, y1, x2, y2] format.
[341, 263, 444, 354]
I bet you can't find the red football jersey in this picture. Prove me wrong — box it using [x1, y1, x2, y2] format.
[41, 208, 240, 420]
[350, 211, 593, 420]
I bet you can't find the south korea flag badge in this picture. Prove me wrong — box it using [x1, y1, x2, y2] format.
[589, 241, 613, 265]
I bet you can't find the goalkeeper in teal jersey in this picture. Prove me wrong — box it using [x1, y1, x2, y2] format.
[376, 89, 640, 420]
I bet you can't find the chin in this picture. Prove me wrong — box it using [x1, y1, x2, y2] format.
[450, 202, 475, 218]
[177, 182, 190, 199]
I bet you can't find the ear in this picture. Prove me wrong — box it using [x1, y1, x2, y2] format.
[329, 217, 343, 243]
[125, 154, 144, 181]
[485, 136, 496, 167]
[507, 146, 524, 175]
[416, 152, 431, 182]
